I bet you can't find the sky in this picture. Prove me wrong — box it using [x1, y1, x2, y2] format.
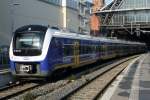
[105, 0, 113, 5]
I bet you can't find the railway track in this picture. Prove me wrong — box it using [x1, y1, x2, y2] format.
[35, 55, 139, 100]
[1, 55, 140, 100]
[67, 59, 133, 100]
[0, 81, 41, 100]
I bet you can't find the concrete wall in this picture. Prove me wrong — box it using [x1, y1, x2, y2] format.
[0, 0, 88, 46]
[0, 0, 12, 46]
[12, 0, 62, 31]
[0, 0, 62, 46]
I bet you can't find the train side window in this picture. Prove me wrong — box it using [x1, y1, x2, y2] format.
[80, 45, 88, 54]
[80, 45, 95, 54]
[100, 45, 103, 52]
[92, 45, 97, 53]
[79, 45, 82, 54]
[103, 45, 107, 51]
[63, 44, 73, 56]
[89, 46, 93, 53]
[96, 46, 99, 53]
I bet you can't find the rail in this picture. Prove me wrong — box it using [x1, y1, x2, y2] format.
[35, 55, 140, 100]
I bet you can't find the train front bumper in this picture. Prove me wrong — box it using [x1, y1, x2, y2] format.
[11, 70, 51, 78]
[10, 61, 53, 78]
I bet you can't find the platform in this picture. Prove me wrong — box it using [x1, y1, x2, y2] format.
[101, 53, 150, 100]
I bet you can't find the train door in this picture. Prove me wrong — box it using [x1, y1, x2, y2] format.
[74, 41, 80, 66]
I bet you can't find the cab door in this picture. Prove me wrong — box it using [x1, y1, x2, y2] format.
[74, 41, 80, 66]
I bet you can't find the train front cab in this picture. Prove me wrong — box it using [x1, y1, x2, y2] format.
[10, 60, 52, 78]
[9, 25, 54, 79]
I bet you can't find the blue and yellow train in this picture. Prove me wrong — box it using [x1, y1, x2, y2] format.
[9, 25, 146, 79]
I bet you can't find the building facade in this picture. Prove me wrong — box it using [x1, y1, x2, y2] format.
[62, 0, 79, 32]
[0, 0, 12, 46]
[78, 0, 93, 34]
[90, 0, 105, 36]
[0, 0, 92, 46]
[0, 0, 63, 46]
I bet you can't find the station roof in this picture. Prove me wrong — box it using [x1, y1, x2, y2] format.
[92, 0, 150, 45]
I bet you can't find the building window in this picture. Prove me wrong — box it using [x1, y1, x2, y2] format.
[66, 0, 78, 10]
[39, 0, 61, 6]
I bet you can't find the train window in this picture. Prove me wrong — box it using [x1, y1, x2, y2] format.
[79, 45, 87, 54]
[102, 45, 107, 51]
[88, 46, 93, 53]
[79, 45, 82, 54]
[93, 45, 97, 52]
[63, 44, 73, 56]
[96, 46, 99, 53]
[79, 45, 97, 54]
[100, 45, 103, 52]
[93, 45, 98, 53]
[15, 33, 44, 49]
[79, 44, 102, 54]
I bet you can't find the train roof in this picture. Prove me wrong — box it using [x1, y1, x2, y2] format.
[50, 28, 145, 45]
[14, 25, 145, 45]
[14, 25, 48, 33]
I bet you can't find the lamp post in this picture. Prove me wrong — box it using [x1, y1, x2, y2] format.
[131, 22, 133, 35]
[11, 0, 20, 34]
[135, 24, 140, 37]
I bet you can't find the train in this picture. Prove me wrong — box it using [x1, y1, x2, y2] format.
[9, 25, 146, 79]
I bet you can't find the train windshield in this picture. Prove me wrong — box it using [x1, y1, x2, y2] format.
[15, 33, 42, 49]
[13, 32, 45, 56]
